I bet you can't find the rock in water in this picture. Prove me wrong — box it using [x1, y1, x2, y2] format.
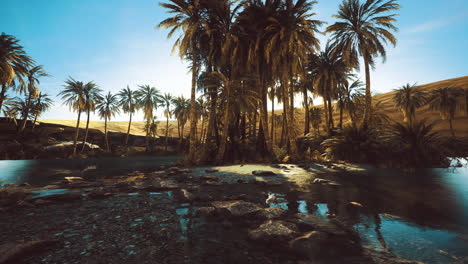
[211, 200, 262, 218]
[252, 170, 277, 176]
[265, 194, 277, 204]
[254, 208, 287, 220]
[248, 220, 299, 243]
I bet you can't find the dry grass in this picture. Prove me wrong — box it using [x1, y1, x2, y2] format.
[41, 76, 468, 139]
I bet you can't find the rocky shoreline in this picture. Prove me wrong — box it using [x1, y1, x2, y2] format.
[0, 165, 426, 264]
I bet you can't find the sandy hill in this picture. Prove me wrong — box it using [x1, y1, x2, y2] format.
[41, 76, 468, 140]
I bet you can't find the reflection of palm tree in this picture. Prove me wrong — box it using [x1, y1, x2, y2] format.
[117, 86, 138, 146]
[81, 81, 102, 152]
[393, 83, 427, 125]
[58, 77, 86, 156]
[326, 0, 400, 125]
[428, 88, 463, 137]
[96, 92, 120, 152]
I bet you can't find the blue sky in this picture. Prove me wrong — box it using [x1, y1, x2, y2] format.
[3, 0, 468, 121]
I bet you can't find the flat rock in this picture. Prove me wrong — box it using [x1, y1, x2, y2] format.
[196, 207, 216, 217]
[205, 169, 219, 173]
[212, 200, 262, 218]
[254, 207, 287, 220]
[291, 213, 349, 236]
[252, 170, 277, 176]
[248, 220, 299, 243]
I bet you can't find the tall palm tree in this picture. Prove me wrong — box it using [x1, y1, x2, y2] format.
[326, 0, 400, 125]
[117, 86, 138, 146]
[58, 77, 86, 156]
[393, 83, 427, 125]
[0, 33, 33, 112]
[309, 43, 348, 132]
[158, 0, 207, 163]
[338, 79, 364, 127]
[17, 65, 48, 133]
[427, 88, 463, 137]
[31, 92, 53, 129]
[135, 85, 162, 151]
[80, 81, 102, 152]
[159, 93, 174, 151]
[173, 95, 190, 142]
[96, 92, 120, 152]
[263, 0, 323, 157]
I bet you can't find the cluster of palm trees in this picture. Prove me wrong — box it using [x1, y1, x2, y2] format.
[1, 33, 54, 132]
[158, 0, 400, 163]
[58, 79, 198, 156]
[393, 83, 466, 137]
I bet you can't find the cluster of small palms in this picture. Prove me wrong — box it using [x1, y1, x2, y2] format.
[58, 79, 199, 155]
[393, 83, 467, 137]
[158, 0, 400, 163]
[0, 33, 53, 132]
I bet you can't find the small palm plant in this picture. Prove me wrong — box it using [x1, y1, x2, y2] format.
[393, 83, 427, 125]
[58, 77, 86, 156]
[96, 92, 120, 152]
[172, 95, 190, 142]
[427, 87, 463, 137]
[117, 86, 138, 146]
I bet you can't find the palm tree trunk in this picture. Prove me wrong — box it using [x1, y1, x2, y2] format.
[271, 95, 275, 145]
[145, 120, 150, 152]
[177, 119, 181, 139]
[104, 116, 109, 152]
[32, 113, 38, 130]
[323, 98, 329, 132]
[363, 56, 372, 126]
[165, 115, 169, 151]
[449, 118, 455, 137]
[19, 93, 33, 133]
[72, 111, 82, 156]
[200, 117, 205, 144]
[0, 84, 7, 114]
[260, 83, 273, 156]
[283, 79, 297, 157]
[303, 85, 310, 135]
[328, 97, 334, 131]
[81, 109, 91, 153]
[339, 105, 343, 128]
[125, 112, 132, 146]
[253, 107, 257, 140]
[216, 81, 231, 163]
[188, 40, 198, 163]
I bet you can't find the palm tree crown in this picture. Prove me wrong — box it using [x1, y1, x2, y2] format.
[393, 83, 427, 125]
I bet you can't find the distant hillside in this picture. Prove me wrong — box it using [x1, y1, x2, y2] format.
[42, 76, 468, 140]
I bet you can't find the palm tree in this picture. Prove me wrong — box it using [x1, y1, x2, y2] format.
[96, 92, 120, 152]
[117, 86, 138, 146]
[173, 95, 190, 142]
[80, 81, 102, 152]
[326, 0, 400, 125]
[17, 65, 48, 133]
[158, 0, 207, 163]
[309, 107, 323, 136]
[262, 0, 323, 157]
[159, 93, 174, 151]
[58, 77, 86, 156]
[135, 85, 162, 151]
[309, 43, 348, 132]
[393, 83, 427, 125]
[31, 92, 53, 129]
[0, 33, 33, 112]
[338, 78, 364, 127]
[427, 88, 463, 137]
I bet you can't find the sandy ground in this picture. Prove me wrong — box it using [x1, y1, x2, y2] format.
[41, 76, 468, 139]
